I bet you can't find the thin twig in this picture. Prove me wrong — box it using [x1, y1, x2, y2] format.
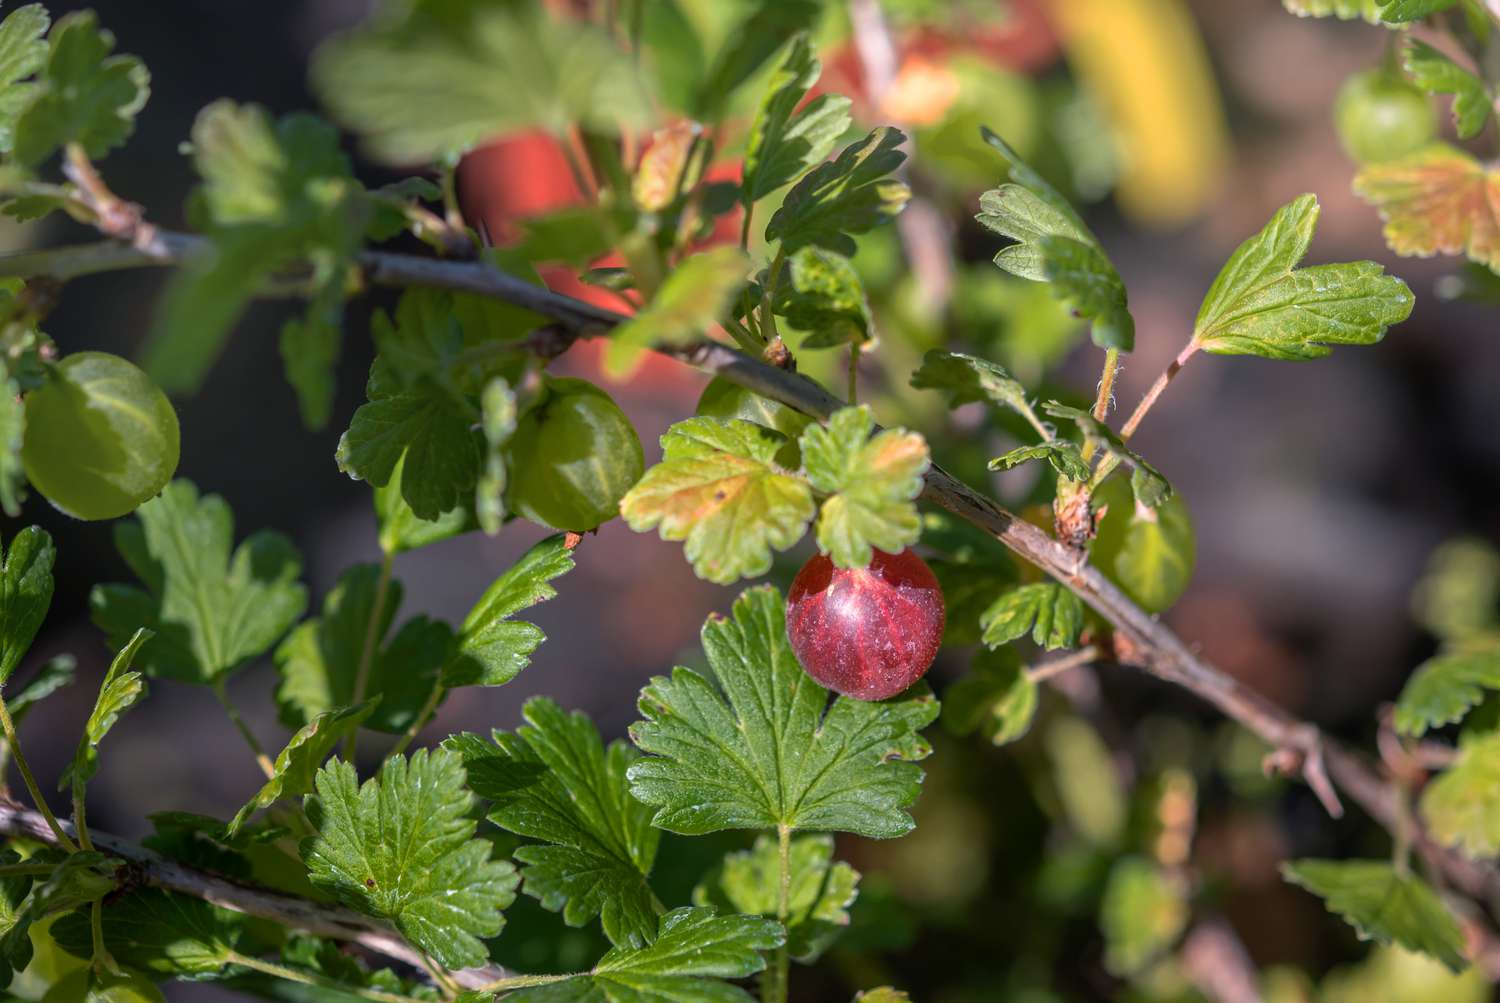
[1026, 647, 1100, 685]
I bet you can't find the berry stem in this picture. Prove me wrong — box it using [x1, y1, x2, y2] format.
[0, 695, 78, 852]
[345, 550, 396, 762]
[212, 679, 276, 780]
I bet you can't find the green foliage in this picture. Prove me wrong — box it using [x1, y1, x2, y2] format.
[741, 33, 852, 207]
[942, 648, 1038, 746]
[1421, 730, 1500, 857]
[766, 127, 911, 256]
[801, 405, 929, 569]
[301, 749, 519, 970]
[59, 627, 150, 795]
[976, 128, 1133, 351]
[54, 889, 241, 976]
[1192, 194, 1413, 360]
[1090, 476, 1196, 614]
[1043, 402, 1171, 507]
[773, 248, 871, 349]
[276, 564, 450, 734]
[0, 4, 48, 154]
[1376, 0, 1458, 22]
[0, 524, 53, 686]
[1283, 860, 1466, 972]
[500, 907, 784, 1003]
[989, 441, 1090, 482]
[628, 587, 938, 838]
[621, 418, 815, 584]
[607, 248, 747, 377]
[1404, 40, 1490, 140]
[229, 698, 377, 835]
[312, 1, 648, 164]
[447, 698, 660, 948]
[90, 481, 307, 685]
[374, 453, 477, 556]
[909, 349, 1033, 416]
[442, 532, 575, 688]
[11, 10, 147, 166]
[1393, 650, 1500, 736]
[693, 833, 858, 963]
[1282, 0, 1384, 22]
[980, 583, 1084, 651]
[0, 378, 23, 517]
[1099, 857, 1187, 975]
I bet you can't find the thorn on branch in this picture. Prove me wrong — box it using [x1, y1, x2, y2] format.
[1263, 733, 1344, 819]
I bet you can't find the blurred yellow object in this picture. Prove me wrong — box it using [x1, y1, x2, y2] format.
[1048, 0, 1229, 226]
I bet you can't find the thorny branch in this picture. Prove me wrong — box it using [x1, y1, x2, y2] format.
[3, 231, 1499, 944]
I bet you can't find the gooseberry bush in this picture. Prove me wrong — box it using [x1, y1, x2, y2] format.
[0, 1, 1495, 1000]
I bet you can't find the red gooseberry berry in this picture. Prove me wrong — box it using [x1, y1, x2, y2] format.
[785, 548, 945, 701]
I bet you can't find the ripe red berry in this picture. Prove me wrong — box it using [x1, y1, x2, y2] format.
[785, 548, 946, 701]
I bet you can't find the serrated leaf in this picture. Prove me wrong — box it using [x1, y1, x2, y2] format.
[909, 349, 1032, 415]
[1092, 477, 1196, 614]
[800, 406, 929, 570]
[0, 4, 48, 154]
[7, 653, 75, 724]
[53, 889, 242, 976]
[622, 418, 815, 585]
[695, 0, 820, 123]
[1394, 650, 1500, 736]
[1421, 730, 1500, 857]
[375, 453, 477, 556]
[1282, 0, 1384, 21]
[627, 587, 938, 838]
[606, 248, 748, 378]
[8, 851, 121, 971]
[503, 907, 783, 1003]
[742, 34, 853, 206]
[1100, 857, 1187, 975]
[772, 247, 871, 350]
[976, 128, 1133, 351]
[1193, 194, 1413, 359]
[1355, 143, 1500, 271]
[229, 698, 378, 836]
[1043, 402, 1170, 507]
[0, 525, 53, 686]
[941, 648, 1037, 746]
[693, 834, 858, 963]
[988, 441, 1089, 482]
[446, 697, 660, 948]
[0, 848, 33, 985]
[11, 10, 148, 166]
[765, 127, 910, 257]
[312, 3, 648, 165]
[302, 749, 518, 969]
[980, 583, 1084, 651]
[1377, 0, 1458, 22]
[1404, 41, 1490, 140]
[442, 533, 575, 688]
[1282, 860, 1466, 971]
[275, 563, 451, 734]
[90, 481, 307, 685]
[60, 627, 151, 794]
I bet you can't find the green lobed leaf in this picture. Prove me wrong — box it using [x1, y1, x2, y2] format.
[1282, 859, 1466, 972]
[441, 533, 575, 688]
[976, 128, 1133, 351]
[60, 627, 151, 794]
[0, 524, 54, 686]
[0, 849, 32, 986]
[275, 563, 452, 734]
[621, 418, 815, 585]
[1421, 730, 1500, 857]
[445, 697, 660, 948]
[765, 127, 911, 257]
[502, 906, 784, 1003]
[7, 850, 122, 971]
[312, 2, 649, 165]
[1090, 476, 1196, 614]
[0, 4, 48, 154]
[988, 441, 1090, 482]
[694, 0, 820, 123]
[1404, 40, 1491, 140]
[909, 350, 1033, 416]
[229, 698, 379, 836]
[773, 248, 872, 349]
[606, 247, 748, 378]
[628, 586, 939, 839]
[1393, 650, 1500, 736]
[1192, 194, 1413, 360]
[1100, 857, 1188, 976]
[941, 648, 1037, 746]
[8, 653, 75, 724]
[301, 749, 519, 970]
[375, 453, 478, 556]
[1043, 402, 1171, 507]
[741, 33, 853, 206]
[11, 10, 148, 166]
[800, 405, 929, 570]
[1282, 0, 1384, 21]
[90, 481, 308, 685]
[980, 583, 1084, 651]
[53, 889, 242, 977]
[1377, 0, 1458, 22]
[693, 833, 858, 963]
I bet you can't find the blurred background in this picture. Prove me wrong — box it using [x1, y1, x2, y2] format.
[3, 0, 1499, 1000]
